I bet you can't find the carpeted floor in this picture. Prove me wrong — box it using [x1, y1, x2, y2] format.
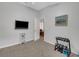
[0, 40, 77, 57]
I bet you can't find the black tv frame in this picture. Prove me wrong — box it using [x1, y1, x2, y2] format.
[15, 20, 29, 29]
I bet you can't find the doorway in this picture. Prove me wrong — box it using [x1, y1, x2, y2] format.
[40, 19, 44, 41]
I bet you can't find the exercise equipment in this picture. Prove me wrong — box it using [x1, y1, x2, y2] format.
[54, 37, 71, 57]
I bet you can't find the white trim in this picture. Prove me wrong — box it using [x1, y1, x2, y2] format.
[0, 40, 33, 49]
[44, 39, 55, 45]
[0, 42, 20, 49]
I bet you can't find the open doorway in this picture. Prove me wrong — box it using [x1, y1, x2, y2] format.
[40, 19, 44, 41]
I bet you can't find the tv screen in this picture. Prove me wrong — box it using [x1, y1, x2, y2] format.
[15, 20, 29, 29]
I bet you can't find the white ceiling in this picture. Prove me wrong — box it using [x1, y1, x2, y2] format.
[22, 2, 59, 11]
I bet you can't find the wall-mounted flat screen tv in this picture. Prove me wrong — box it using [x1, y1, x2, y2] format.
[15, 20, 29, 29]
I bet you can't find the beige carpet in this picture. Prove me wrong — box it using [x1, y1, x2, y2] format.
[0, 40, 77, 57]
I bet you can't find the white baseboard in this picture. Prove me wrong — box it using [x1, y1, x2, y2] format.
[44, 39, 55, 45]
[0, 42, 20, 49]
[0, 39, 33, 49]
